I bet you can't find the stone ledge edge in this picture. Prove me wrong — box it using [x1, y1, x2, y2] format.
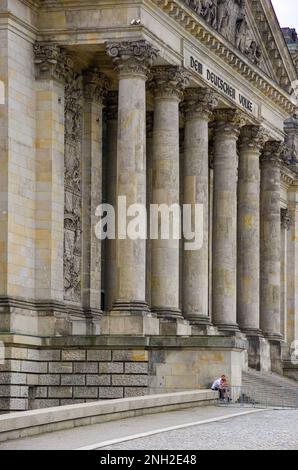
[0, 390, 217, 439]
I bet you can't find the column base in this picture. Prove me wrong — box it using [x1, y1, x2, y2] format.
[184, 314, 211, 325]
[152, 307, 183, 320]
[100, 308, 159, 336]
[159, 318, 191, 336]
[214, 323, 241, 336]
[112, 300, 150, 313]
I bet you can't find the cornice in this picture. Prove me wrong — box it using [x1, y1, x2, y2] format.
[152, 0, 296, 116]
[280, 163, 297, 186]
[251, 0, 298, 88]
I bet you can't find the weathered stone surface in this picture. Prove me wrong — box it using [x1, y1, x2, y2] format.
[86, 374, 111, 386]
[61, 374, 85, 386]
[0, 386, 29, 398]
[39, 375, 60, 386]
[0, 373, 27, 385]
[124, 362, 148, 374]
[124, 387, 148, 398]
[112, 350, 148, 362]
[73, 387, 98, 398]
[112, 374, 148, 387]
[61, 350, 86, 361]
[73, 362, 98, 374]
[98, 362, 124, 374]
[86, 350, 112, 361]
[49, 363, 73, 374]
[98, 387, 124, 399]
[48, 387, 73, 398]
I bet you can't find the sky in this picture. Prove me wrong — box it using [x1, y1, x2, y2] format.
[271, 0, 298, 29]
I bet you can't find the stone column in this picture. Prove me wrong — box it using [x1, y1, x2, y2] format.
[280, 208, 290, 341]
[104, 91, 118, 312]
[102, 40, 159, 336]
[150, 66, 189, 334]
[146, 111, 154, 308]
[34, 44, 66, 304]
[182, 88, 217, 327]
[212, 109, 242, 333]
[81, 68, 110, 322]
[237, 126, 266, 368]
[286, 190, 298, 350]
[260, 141, 283, 372]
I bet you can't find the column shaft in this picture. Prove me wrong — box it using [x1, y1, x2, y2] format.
[182, 88, 217, 324]
[237, 126, 265, 333]
[212, 109, 242, 331]
[106, 41, 157, 313]
[151, 66, 188, 318]
[34, 44, 66, 301]
[260, 141, 283, 340]
[104, 92, 118, 312]
[82, 68, 109, 313]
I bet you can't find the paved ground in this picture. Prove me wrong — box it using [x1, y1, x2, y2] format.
[101, 409, 298, 450]
[0, 406, 297, 450]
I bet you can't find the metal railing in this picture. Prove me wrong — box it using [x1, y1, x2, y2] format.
[215, 385, 298, 409]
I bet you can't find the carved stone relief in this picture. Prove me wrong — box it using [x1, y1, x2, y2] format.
[64, 68, 83, 303]
[184, 0, 262, 66]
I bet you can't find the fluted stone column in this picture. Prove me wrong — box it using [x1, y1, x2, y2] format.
[82, 68, 109, 320]
[212, 109, 242, 333]
[146, 111, 154, 308]
[102, 40, 159, 335]
[33, 43, 66, 304]
[237, 126, 266, 332]
[182, 88, 217, 326]
[151, 66, 189, 332]
[237, 126, 267, 368]
[260, 141, 283, 372]
[260, 141, 283, 340]
[104, 91, 118, 312]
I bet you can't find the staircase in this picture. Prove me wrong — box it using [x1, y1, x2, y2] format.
[240, 369, 298, 408]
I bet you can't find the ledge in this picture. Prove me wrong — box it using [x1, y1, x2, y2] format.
[0, 390, 217, 443]
[0, 334, 247, 351]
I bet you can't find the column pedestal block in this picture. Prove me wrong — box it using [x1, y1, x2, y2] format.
[100, 311, 160, 336]
[191, 324, 220, 336]
[243, 332, 271, 371]
[159, 318, 191, 336]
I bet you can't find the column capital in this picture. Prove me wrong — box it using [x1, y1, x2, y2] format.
[33, 42, 73, 82]
[151, 66, 190, 101]
[261, 140, 284, 167]
[183, 87, 218, 120]
[239, 125, 268, 152]
[83, 67, 111, 104]
[106, 40, 158, 79]
[213, 108, 246, 139]
[281, 208, 293, 231]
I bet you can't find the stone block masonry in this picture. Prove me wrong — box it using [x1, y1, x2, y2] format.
[0, 335, 246, 412]
[0, 344, 149, 411]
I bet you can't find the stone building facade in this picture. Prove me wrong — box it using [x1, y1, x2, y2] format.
[0, 0, 298, 411]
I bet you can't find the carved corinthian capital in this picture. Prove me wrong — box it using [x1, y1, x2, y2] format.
[106, 40, 159, 78]
[34, 42, 73, 82]
[213, 108, 246, 138]
[184, 87, 218, 120]
[261, 140, 284, 167]
[239, 125, 268, 152]
[83, 68, 111, 104]
[151, 66, 190, 101]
